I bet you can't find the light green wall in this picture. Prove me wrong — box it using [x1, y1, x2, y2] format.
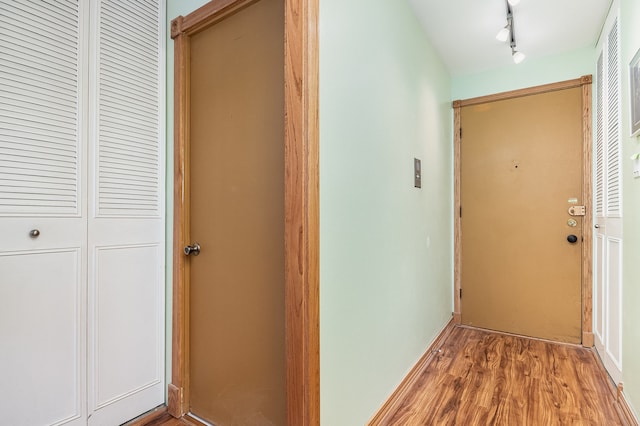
[452, 47, 595, 100]
[165, 0, 210, 396]
[620, 0, 640, 418]
[319, 0, 453, 424]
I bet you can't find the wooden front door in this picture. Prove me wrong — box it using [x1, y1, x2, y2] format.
[185, 0, 285, 423]
[459, 84, 589, 344]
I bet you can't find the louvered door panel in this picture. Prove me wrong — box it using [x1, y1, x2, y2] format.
[0, 2, 88, 426]
[0, 0, 80, 216]
[606, 20, 621, 217]
[595, 53, 604, 217]
[88, 1, 165, 424]
[96, 0, 161, 217]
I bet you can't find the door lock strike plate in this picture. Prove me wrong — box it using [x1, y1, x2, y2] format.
[568, 206, 586, 216]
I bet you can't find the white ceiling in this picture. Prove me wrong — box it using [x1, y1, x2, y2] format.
[408, 0, 613, 76]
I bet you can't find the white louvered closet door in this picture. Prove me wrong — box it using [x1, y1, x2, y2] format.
[87, 0, 165, 425]
[0, 1, 165, 425]
[594, 13, 623, 386]
[0, 1, 88, 425]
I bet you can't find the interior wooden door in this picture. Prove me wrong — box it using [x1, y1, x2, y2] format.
[186, 0, 285, 423]
[460, 87, 584, 344]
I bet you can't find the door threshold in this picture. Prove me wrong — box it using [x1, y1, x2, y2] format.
[185, 413, 215, 426]
[458, 324, 585, 348]
[121, 405, 168, 425]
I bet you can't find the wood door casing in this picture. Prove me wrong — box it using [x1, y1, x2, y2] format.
[170, 0, 320, 424]
[188, 0, 285, 423]
[452, 77, 593, 345]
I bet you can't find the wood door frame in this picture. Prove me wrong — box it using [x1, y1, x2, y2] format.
[452, 76, 594, 347]
[168, 0, 319, 424]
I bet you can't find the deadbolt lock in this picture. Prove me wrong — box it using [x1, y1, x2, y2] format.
[568, 205, 586, 216]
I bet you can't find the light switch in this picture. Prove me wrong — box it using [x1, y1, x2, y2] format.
[414, 158, 421, 188]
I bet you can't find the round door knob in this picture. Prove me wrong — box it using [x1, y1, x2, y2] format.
[184, 243, 200, 256]
[567, 234, 578, 244]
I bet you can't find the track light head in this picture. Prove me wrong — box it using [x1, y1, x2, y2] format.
[512, 50, 526, 64]
[496, 26, 510, 42]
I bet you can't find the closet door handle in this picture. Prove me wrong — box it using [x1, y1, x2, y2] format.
[29, 229, 40, 238]
[184, 243, 200, 256]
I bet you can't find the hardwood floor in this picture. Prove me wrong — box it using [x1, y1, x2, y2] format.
[380, 326, 625, 425]
[144, 326, 627, 426]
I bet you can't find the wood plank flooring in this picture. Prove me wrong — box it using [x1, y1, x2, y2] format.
[146, 326, 625, 426]
[381, 326, 624, 425]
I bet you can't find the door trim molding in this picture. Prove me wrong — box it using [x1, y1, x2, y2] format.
[452, 76, 593, 346]
[169, 0, 319, 424]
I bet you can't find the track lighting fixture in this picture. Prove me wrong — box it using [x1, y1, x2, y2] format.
[497, 1, 525, 64]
